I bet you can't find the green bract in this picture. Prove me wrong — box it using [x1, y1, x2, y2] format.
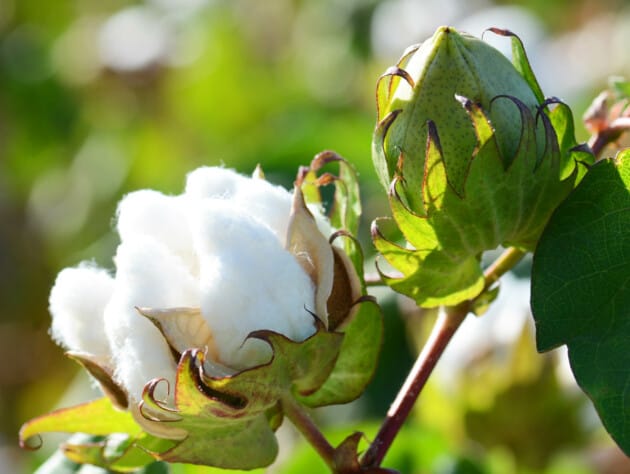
[372, 26, 593, 307]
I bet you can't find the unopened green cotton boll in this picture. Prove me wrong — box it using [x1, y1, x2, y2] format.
[375, 27, 538, 199]
[372, 26, 592, 308]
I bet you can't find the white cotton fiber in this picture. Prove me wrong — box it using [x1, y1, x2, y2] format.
[230, 177, 294, 245]
[50, 165, 335, 403]
[116, 190, 196, 274]
[185, 166, 295, 244]
[104, 236, 200, 401]
[49, 264, 114, 357]
[190, 199, 317, 370]
[185, 166, 247, 200]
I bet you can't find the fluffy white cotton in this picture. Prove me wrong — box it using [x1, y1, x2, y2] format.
[116, 190, 196, 274]
[50, 166, 329, 404]
[191, 199, 317, 369]
[49, 264, 114, 356]
[185, 166, 294, 245]
[104, 236, 200, 401]
[227, 177, 294, 245]
[185, 166, 248, 200]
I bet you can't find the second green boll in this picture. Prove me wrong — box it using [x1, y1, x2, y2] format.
[372, 26, 592, 307]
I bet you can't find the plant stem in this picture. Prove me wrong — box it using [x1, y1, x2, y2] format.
[282, 396, 336, 471]
[360, 306, 466, 467]
[482, 247, 526, 292]
[361, 247, 525, 468]
[589, 132, 610, 159]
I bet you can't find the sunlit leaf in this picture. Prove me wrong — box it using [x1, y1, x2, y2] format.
[61, 433, 173, 473]
[20, 397, 141, 450]
[532, 150, 630, 454]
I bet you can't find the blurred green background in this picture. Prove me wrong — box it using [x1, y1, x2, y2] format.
[1, 0, 629, 472]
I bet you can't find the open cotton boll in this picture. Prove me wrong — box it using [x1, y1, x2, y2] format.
[104, 236, 200, 401]
[116, 190, 196, 274]
[49, 264, 114, 357]
[191, 199, 317, 370]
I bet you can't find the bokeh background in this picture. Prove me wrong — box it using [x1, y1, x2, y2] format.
[1, 0, 629, 473]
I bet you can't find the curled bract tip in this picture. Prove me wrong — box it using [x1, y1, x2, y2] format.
[142, 377, 175, 411]
[18, 432, 42, 451]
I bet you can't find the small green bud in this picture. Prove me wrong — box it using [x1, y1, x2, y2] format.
[372, 26, 593, 307]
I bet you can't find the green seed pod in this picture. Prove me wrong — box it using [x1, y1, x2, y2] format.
[372, 26, 593, 308]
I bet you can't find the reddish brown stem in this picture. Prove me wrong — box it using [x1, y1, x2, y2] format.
[360, 306, 467, 467]
[361, 247, 525, 468]
[588, 117, 630, 159]
[282, 396, 336, 471]
[588, 132, 610, 159]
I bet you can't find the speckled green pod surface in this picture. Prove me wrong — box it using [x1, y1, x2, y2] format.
[372, 26, 593, 307]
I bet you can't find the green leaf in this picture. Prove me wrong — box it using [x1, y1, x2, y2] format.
[20, 397, 142, 449]
[373, 212, 484, 307]
[531, 150, 630, 454]
[61, 433, 173, 472]
[21, 399, 170, 472]
[610, 76, 630, 100]
[20, 396, 182, 472]
[33, 435, 168, 474]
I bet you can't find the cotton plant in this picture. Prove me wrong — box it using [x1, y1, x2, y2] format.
[21, 25, 630, 474]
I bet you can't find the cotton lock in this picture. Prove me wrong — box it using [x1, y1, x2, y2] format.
[49, 166, 336, 405]
[371, 26, 593, 307]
